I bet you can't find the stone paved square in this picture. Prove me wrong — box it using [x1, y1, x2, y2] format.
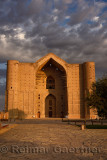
[0, 120, 107, 160]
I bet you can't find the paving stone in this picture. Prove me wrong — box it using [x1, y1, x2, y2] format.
[0, 120, 107, 160]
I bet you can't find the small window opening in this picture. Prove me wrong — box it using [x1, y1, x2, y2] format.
[46, 76, 55, 89]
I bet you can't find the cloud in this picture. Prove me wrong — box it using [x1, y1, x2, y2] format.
[90, 23, 103, 31]
[0, 0, 107, 109]
[92, 16, 99, 22]
[0, 69, 6, 78]
[0, 95, 5, 110]
[63, 0, 73, 4]
[0, 0, 106, 66]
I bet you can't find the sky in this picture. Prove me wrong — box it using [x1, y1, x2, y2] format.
[0, 0, 107, 110]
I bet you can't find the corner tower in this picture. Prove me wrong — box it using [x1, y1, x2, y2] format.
[83, 62, 96, 119]
[5, 60, 19, 118]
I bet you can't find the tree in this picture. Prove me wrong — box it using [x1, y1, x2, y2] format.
[86, 76, 107, 119]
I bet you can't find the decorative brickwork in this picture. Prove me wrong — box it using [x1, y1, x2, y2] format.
[5, 53, 97, 119]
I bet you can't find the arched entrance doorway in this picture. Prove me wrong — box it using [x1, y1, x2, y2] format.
[45, 94, 56, 118]
[36, 57, 68, 118]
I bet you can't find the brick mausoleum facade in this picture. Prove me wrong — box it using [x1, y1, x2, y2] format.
[5, 53, 97, 119]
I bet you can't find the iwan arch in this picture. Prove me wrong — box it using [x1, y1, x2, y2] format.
[5, 53, 97, 119]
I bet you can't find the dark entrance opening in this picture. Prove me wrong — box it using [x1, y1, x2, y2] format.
[45, 94, 56, 118]
[49, 111, 52, 117]
[37, 111, 40, 118]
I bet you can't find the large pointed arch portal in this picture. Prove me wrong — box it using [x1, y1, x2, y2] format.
[36, 54, 68, 118]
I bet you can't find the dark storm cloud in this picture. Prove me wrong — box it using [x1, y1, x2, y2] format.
[0, 0, 45, 25]
[0, 0, 107, 108]
[0, 69, 6, 109]
[0, 69, 6, 78]
[0, 68, 6, 109]
[0, 0, 106, 67]
[0, 84, 5, 95]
